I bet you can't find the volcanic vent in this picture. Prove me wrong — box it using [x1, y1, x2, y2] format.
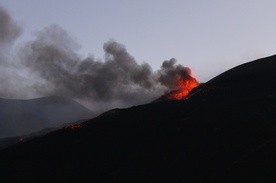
[168, 74, 199, 100]
[156, 63, 199, 102]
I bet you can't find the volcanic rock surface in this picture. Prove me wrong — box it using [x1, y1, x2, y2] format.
[0, 96, 93, 138]
[1, 55, 276, 182]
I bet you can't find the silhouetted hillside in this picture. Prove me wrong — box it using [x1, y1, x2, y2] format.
[0, 96, 93, 138]
[1, 55, 276, 182]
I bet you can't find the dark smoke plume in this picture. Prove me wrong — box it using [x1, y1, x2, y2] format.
[0, 6, 30, 99]
[0, 6, 194, 113]
[0, 6, 21, 49]
[158, 58, 193, 90]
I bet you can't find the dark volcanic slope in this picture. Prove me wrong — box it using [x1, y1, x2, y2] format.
[0, 96, 93, 138]
[208, 55, 276, 98]
[1, 55, 276, 182]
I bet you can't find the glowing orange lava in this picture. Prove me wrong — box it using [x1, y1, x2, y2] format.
[169, 75, 199, 100]
[66, 124, 83, 130]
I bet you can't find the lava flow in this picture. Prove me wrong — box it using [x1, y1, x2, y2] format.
[169, 75, 199, 100]
[66, 124, 83, 130]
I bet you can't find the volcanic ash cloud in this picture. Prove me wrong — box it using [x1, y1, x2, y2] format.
[0, 6, 197, 113]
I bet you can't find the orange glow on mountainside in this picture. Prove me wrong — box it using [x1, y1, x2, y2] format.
[169, 75, 199, 100]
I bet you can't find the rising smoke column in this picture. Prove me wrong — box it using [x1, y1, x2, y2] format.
[158, 58, 194, 90]
[0, 6, 21, 50]
[0, 6, 197, 113]
[0, 6, 33, 98]
[158, 58, 199, 100]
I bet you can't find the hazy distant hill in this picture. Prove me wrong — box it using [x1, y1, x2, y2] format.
[1, 55, 276, 182]
[0, 96, 93, 138]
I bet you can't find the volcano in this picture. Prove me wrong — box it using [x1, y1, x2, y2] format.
[1, 55, 276, 182]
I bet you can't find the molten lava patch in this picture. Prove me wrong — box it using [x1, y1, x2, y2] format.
[169, 75, 199, 100]
[66, 124, 83, 130]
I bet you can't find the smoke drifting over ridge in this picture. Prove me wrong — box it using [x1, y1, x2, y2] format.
[0, 6, 195, 113]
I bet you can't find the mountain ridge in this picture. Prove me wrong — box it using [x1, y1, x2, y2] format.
[1, 55, 276, 182]
[0, 95, 93, 138]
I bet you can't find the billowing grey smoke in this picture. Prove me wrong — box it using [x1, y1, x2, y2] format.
[0, 6, 194, 114]
[158, 58, 192, 90]
[0, 7, 32, 99]
[0, 6, 21, 49]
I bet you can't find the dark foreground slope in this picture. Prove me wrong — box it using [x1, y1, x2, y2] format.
[1, 56, 276, 182]
[0, 96, 93, 138]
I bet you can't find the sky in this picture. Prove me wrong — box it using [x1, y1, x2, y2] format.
[1, 0, 276, 82]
